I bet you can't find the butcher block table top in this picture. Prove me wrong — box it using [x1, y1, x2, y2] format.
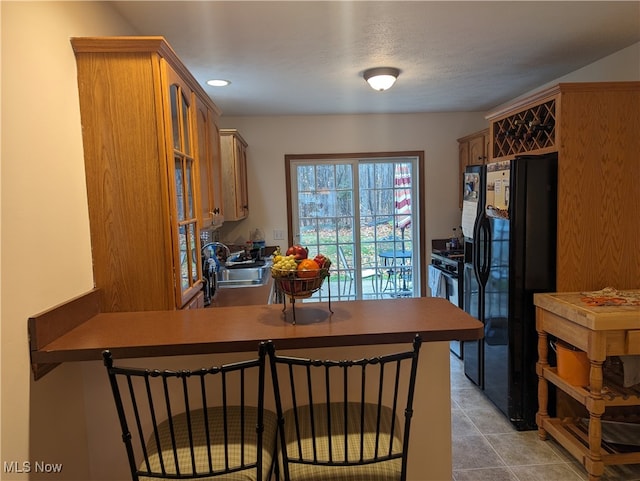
[534, 289, 640, 331]
[29, 294, 482, 378]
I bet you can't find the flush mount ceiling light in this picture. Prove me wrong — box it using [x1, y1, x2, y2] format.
[206, 79, 231, 87]
[363, 67, 400, 91]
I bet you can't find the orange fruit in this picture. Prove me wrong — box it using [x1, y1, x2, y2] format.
[297, 259, 320, 278]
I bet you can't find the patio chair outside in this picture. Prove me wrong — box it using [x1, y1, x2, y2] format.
[337, 245, 379, 297]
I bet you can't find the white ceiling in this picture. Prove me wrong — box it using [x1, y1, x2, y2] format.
[111, 1, 640, 117]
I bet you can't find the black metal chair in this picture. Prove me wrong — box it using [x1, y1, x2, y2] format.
[266, 335, 422, 481]
[103, 344, 277, 481]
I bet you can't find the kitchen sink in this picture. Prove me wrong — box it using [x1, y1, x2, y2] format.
[215, 263, 271, 288]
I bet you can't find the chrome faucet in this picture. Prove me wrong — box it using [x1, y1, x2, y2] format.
[202, 242, 231, 270]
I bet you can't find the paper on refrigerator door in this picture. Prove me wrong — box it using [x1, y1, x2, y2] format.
[486, 161, 510, 218]
[461, 171, 480, 238]
[461, 200, 477, 238]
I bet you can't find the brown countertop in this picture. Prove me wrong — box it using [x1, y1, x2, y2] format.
[29, 292, 482, 379]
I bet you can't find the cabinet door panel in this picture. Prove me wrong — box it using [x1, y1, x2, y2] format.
[235, 140, 249, 217]
[164, 62, 202, 307]
[221, 129, 249, 221]
[469, 135, 486, 165]
[196, 98, 224, 227]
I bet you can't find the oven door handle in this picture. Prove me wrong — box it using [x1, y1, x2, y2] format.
[432, 264, 458, 278]
[431, 265, 458, 302]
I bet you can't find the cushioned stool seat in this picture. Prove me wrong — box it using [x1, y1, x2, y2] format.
[281, 402, 402, 481]
[141, 406, 278, 481]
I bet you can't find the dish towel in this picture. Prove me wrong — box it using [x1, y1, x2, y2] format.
[428, 265, 447, 298]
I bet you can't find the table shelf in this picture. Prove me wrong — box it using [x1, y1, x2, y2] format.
[541, 366, 640, 407]
[539, 417, 640, 466]
[534, 291, 640, 481]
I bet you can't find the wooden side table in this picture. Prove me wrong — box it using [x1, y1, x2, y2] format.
[534, 291, 640, 481]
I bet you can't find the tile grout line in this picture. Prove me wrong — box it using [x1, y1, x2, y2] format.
[450, 354, 585, 481]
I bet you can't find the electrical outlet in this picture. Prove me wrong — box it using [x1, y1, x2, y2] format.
[273, 229, 284, 240]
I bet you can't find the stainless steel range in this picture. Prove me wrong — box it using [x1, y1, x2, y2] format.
[429, 243, 465, 357]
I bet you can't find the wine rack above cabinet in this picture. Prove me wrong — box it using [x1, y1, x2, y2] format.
[492, 99, 556, 159]
[489, 92, 557, 160]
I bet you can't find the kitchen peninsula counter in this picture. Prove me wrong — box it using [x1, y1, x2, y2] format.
[30, 292, 482, 375]
[30, 292, 482, 481]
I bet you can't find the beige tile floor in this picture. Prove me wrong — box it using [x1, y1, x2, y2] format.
[450, 351, 640, 481]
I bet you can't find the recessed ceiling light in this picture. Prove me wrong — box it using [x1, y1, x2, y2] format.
[206, 79, 231, 87]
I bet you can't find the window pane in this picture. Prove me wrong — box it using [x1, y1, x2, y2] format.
[298, 192, 316, 218]
[181, 90, 191, 155]
[335, 164, 352, 189]
[187, 223, 198, 283]
[175, 157, 184, 220]
[179, 225, 189, 290]
[185, 160, 194, 218]
[300, 219, 318, 249]
[170, 85, 180, 150]
[297, 165, 315, 191]
[315, 164, 335, 190]
[317, 191, 336, 217]
[337, 190, 353, 217]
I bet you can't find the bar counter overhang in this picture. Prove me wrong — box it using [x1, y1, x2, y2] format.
[29, 291, 483, 481]
[30, 292, 483, 367]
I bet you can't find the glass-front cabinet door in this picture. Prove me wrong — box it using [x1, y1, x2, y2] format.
[165, 63, 202, 307]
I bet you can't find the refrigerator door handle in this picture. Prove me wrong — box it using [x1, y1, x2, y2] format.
[474, 215, 490, 286]
[473, 216, 482, 282]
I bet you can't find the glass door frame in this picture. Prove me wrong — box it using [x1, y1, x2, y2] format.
[284, 151, 427, 300]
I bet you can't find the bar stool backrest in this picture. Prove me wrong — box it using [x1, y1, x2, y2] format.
[102, 345, 277, 481]
[266, 335, 422, 481]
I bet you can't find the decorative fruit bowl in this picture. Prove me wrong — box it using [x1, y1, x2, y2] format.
[271, 247, 333, 323]
[272, 268, 330, 299]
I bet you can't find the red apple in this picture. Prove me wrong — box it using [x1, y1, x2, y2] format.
[313, 254, 331, 269]
[285, 245, 308, 260]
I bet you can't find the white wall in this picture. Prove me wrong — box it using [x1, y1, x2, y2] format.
[216, 113, 486, 249]
[1, 0, 638, 478]
[1, 2, 135, 479]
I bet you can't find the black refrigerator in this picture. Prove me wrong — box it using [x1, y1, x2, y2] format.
[461, 165, 484, 387]
[464, 153, 557, 430]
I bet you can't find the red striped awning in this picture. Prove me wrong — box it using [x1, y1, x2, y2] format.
[394, 163, 411, 230]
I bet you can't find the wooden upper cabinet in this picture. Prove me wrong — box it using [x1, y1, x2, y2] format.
[196, 96, 224, 228]
[487, 82, 640, 292]
[71, 36, 222, 311]
[468, 133, 489, 166]
[457, 128, 489, 207]
[164, 65, 202, 309]
[220, 129, 249, 221]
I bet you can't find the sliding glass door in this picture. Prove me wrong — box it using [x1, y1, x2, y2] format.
[287, 153, 421, 301]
